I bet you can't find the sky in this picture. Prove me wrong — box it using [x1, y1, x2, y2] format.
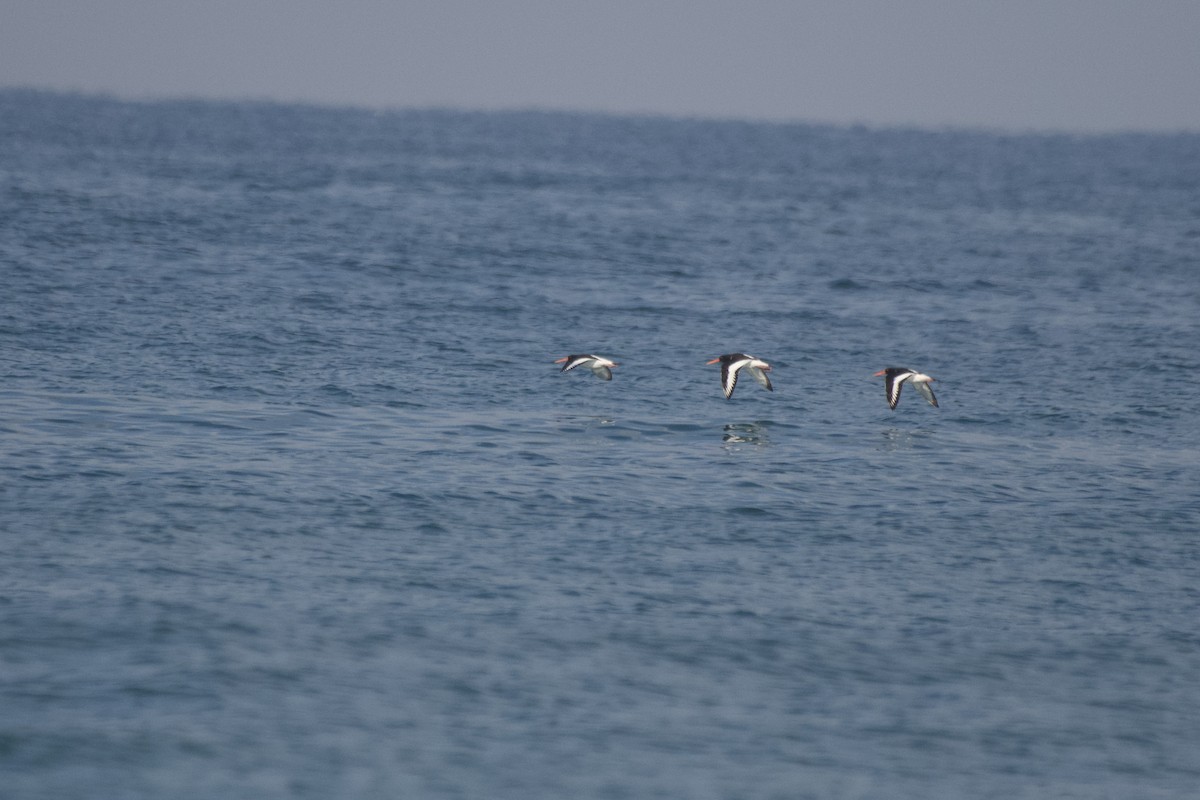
[3, 1, 1199, 133]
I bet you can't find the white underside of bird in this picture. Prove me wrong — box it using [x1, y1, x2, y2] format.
[555, 354, 619, 381]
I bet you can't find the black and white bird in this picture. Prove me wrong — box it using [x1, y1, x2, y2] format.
[706, 353, 773, 399]
[873, 367, 938, 409]
[555, 354, 619, 381]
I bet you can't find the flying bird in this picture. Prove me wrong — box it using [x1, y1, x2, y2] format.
[706, 353, 773, 399]
[873, 367, 938, 409]
[555, 354, 619, 381]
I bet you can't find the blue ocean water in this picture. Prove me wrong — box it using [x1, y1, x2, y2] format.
[2, 89, 1200, 799]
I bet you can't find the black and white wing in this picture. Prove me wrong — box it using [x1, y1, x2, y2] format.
[747, 366, 773, 392]
[913, 380, 938, 407]
[588, 362, 613, 381]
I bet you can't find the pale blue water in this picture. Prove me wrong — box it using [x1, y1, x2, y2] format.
[2, 89, 1200, 799]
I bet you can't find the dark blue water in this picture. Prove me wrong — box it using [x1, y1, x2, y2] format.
[3, 89, 1200, 799]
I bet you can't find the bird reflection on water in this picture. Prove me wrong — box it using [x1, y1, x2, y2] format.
[721, 422, 771, 447]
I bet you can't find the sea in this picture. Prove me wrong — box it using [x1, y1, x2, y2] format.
[2, 88, 1199, 799]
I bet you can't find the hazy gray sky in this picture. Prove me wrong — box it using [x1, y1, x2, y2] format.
[4, 1, 1199, 132]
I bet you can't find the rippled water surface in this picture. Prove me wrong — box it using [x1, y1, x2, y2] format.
[3, 90, 1200, 799]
